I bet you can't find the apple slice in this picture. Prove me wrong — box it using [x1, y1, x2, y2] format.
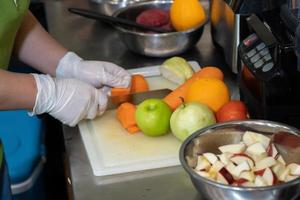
[243, 131, 271, 149]
[218, 143, 246, 154]
[287, 163, 300, 176]
[217, 152, 233, 165]
[230, 153, 255, 168]
[246, 142, 267, 158]
[234, 178, 248, 186]
[254, 176, 267, 187]
[218, 167, 234, 184]
[239, 171, 255, 182]
[285, 175, 299, 182]
[262, 167, 276, 186]
[195, 171, 215, 181]
[210, 160, 225, 172]
[254, 169, 266, 176]
[277, 168, 290, 181]
[241, 181, 255, 187]
[195, 155, 211, 171]
[225, 161, 237, 177]
[255, 157, 276, 171]
[266, 143, 279, 158]
[276, 155, 286, 165]
[203, 152, 218, 165]
[231, 161, 251, 177]
[272, 161, 286, 178]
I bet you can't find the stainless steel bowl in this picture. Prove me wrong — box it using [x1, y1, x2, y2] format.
[90, 0, 150, 16]
[180, 120, 300, 200]
[112, 1, 207, 57]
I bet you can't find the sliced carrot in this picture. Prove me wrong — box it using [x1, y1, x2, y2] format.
[163, 68, 218, 110]
[111, 87, 131, 97]
[127, 125, 140, 134]
[116, 102, 140, 133]
[131, 74, 149, 93]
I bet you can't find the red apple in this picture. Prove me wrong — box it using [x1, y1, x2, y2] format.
[216, 100, 248, 123]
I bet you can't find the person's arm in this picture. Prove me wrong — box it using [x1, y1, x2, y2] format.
[14, 11, 67, 75]
[0, 69, 109, 126]
[14, 11, 131, 89]
[0, 69, 36, 110]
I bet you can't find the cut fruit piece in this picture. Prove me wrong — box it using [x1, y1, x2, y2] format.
[285, 175, 299, 182]
[266, 143, 279, 158]
[254, 169, 266, 176]
[235, 178, 249, 186]
[262, 167, 276, 186]
[195, 155, 211, 171]
[243, 131, 271, 149]
[287, 163, 300, 176]
[254, 176, 267, 187]
[272, 161, 286, 178]
[239, 171, 255, 182]
[218, 143, 246, 154]
[219, 167, 234, 184]
[276, 155, 286, 165]
[241, 181, 255, 187]
[246, 142, 267, 155]
[231, 161, 250, 177]
[217, 152, 233, 165]
[210, 160, 225, 172]
[160, 57, 194, 85]
[255, 157, 277, 171]
[203, 152, 218, 165]
[225, 161, 236, 177]
[230, 153, 255, 168]
[278, 168, 290, 181]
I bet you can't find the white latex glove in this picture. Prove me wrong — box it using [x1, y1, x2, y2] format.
[56, 52, 131, 88]
[30, 74, 108, 127]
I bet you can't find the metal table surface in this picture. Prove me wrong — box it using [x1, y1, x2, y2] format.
[44, 0, 239, 199]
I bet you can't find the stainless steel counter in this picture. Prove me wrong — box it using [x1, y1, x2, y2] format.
[44, 0, 238, 199]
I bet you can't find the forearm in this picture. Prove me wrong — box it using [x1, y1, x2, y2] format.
[0, 69, 36, 110]
[14, 11, 67, 76]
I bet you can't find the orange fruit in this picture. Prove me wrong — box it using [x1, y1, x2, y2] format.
[185, 78, 230, 112]
[170, 0, 206, 31]
[197, 66, 224, 81]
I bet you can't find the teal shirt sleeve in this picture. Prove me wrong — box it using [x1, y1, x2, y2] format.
[0, 0, 30, 69]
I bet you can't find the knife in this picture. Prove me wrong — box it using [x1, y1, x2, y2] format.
[106, 88, 172, 110]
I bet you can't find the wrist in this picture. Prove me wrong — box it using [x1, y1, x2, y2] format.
[56, 52, 83, 79]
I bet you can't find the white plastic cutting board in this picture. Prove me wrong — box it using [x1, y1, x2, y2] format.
[79, 61, 201, 176]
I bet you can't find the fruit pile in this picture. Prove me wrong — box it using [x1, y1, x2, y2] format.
[135, 0, 206, 32]
[192, 131, 300, 186]
[115, 56, 248, 141]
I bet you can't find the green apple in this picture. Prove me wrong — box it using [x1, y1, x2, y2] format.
[170, 102, 216, 141]
[136, 98, 172, 136]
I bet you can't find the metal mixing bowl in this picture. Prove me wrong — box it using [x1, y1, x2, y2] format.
[112, 1, 207, 57]
[180, 120, 300, 200]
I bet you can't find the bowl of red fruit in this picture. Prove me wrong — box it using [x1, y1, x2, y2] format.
[180, 120, 300, 200]
[112, 1, 207, 57]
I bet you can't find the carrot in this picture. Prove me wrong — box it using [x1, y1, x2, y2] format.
[111, 87, 131, 97]
[131, 74, 149, 93]
[127, 125, 140, 134]
[163, 69, 213, 110]
[116, 102, 140, 134]
[111, 74, 149, 97]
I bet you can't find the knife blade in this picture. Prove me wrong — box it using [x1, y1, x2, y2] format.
[106, 88, 172, 110]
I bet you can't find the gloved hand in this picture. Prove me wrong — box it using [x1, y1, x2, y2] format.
[30, 74, 108, 127]
[56, 52, 131, 88]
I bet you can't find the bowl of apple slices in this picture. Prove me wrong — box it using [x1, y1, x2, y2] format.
[180, 120, 300, 200]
